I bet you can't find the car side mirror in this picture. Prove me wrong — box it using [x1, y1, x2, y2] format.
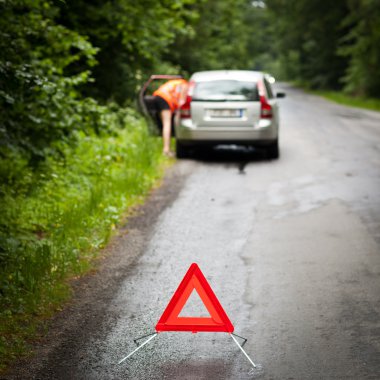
[276, 92, 286, 98]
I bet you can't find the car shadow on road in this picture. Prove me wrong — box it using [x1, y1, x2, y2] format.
[185, 145, 271, 174]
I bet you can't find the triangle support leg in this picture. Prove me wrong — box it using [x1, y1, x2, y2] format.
[118, 333, 158, 365]
[133, 331, 157, 347]
[230, 333, 256, 368]
[231, 332, 247, 347]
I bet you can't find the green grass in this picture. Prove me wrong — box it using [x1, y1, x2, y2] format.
[313, 90, 380, 112]
[293, 81, 380, 112]
[0, 112, 169, 372]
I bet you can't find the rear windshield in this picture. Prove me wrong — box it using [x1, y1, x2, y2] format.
[193, 80, 259, 101]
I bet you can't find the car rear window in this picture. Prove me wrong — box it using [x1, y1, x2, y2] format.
[193, 80, 259, 101]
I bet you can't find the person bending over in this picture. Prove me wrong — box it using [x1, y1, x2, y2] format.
[153, 79, 188, 157]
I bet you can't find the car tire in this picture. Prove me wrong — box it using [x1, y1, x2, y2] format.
[176, 140, 190, 159]
[267, 139, 279, 159]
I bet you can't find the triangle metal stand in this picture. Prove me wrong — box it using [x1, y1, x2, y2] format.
[230, 333, 256, 368]
[118, 333, 158, 365]
[117, 331, 256, 369]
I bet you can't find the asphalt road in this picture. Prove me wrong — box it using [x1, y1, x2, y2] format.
[5, 84, 380, 380]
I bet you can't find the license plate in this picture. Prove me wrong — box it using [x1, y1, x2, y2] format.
[208, 109, 242, 118]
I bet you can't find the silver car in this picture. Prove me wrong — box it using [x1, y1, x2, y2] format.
[175, 70, 285, 159]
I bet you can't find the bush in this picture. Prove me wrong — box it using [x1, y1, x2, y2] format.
[0, 109, 165, 368]
[0, 0, 100, 168]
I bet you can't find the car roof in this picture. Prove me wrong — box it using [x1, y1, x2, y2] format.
[190, 70, 264, 82]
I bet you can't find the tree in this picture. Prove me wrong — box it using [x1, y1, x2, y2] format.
[56, 0, 198, 103]
[266, 0, 349, 89]
[0, 0, 100, 168]
[339, 0, 380, 96]
[169, 0, 273, 74]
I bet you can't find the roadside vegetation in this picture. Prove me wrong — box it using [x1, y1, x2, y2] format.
[0, 118, 165, 369]
[313, 91, 380, 112]
[1, 0, 379, 371]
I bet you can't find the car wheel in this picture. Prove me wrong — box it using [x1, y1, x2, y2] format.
[267, 139, 279, 159]
[176, 140, 190, 159]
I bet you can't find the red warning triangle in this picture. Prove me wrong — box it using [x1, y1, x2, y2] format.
[155, 263, 234, 333]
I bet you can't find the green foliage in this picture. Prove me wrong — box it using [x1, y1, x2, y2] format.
[265, 0, 380, 97]
[244, 4, 279, 73]
[0, 111, 165, 369]
[339, 0, 380, 97]
[0, 110, 162, 308]
[266, 0, 349, 89]
[0, 0, 102, 167]
[0, 0, 173, 369]
[56, 0, 198, 103]
[169, 0, 266, 73]
[311, 89, 380, 112]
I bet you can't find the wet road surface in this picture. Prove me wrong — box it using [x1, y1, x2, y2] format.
[5, 84, 380, 379]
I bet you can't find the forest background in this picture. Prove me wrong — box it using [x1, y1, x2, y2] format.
[1, 0, 379, 369]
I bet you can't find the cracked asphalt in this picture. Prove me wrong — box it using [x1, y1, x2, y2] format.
[4, 84, 380, 379]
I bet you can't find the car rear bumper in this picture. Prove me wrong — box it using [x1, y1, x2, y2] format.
[175, 119, 278, 143]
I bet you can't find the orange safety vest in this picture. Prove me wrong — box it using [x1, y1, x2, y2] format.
[153, 79, 188, 112]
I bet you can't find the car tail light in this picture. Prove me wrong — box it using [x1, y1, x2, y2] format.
[258, 80, 273, 119]
[180, 96, 191, 118]
[180, 81, 195, 119]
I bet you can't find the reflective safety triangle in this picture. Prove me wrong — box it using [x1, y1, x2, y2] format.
[155, 263, 234, 333]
